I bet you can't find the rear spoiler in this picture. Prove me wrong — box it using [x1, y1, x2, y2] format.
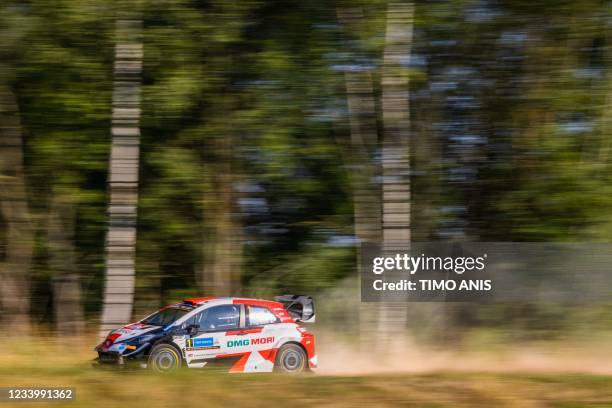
[274, 295, 315, 323]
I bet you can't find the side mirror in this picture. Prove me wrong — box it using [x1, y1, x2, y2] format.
[186, 324, 199, 336]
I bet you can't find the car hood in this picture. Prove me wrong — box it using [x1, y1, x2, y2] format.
[98, 323, 162, 351]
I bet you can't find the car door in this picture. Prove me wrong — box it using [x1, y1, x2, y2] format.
[183, 304, 242, 366]
[222, 304, 281, 372]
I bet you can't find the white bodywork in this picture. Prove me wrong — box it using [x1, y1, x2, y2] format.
[168, 298, 313, 373]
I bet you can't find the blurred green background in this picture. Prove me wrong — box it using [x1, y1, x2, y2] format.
[1, 0, 612, 350]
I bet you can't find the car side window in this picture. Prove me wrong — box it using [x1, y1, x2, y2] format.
[184, 310, 206, 327]
[194, 305, 240, 331]
[247, 305, 279, 326]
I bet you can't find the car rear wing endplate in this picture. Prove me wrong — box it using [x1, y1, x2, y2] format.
[274, 295, 315, 323]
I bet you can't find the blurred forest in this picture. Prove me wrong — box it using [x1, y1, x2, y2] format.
[1, 0, 612, 340]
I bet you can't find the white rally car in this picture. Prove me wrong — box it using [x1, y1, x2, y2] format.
[95, 295, 316, 373]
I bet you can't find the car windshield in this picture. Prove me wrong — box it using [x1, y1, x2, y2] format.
[141, 307, 190, 327]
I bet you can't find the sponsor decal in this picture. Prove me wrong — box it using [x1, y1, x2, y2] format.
[185, 337, 219, 350]
[227, 339, 249, 347]
[194, 337, 214, 347]
[227, 337, 274, 347]
[251, 337, 274, 345]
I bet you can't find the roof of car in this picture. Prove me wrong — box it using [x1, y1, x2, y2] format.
[183, 297, 217, 304]
[169, 297, 293, 323]
[180, 297, 284, 309]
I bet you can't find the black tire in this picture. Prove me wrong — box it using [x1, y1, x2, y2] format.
[275, 343, 307, 374]
[148, 343, 182, 373]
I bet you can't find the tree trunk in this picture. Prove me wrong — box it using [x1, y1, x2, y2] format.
[336, 6, 383, 352]
[48, 196, 83, 335]
[342, 69, 382, 245]
[381, 1, 413, 246]
[377, 1, 414, 351]
[597, 27, 612, 164]
[100, 19, 143, 338]
[0, 87, 34, 334]
[202, 133, 242, 297]
[336, 6, 383, 247]
[211, 174, 242, 296]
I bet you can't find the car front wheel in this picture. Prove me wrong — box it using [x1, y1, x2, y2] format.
[275, 343, 307, 373]
[148, 343, 182, 373]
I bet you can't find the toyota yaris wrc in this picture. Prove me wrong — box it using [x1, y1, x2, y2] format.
[94, 295, 316, 373]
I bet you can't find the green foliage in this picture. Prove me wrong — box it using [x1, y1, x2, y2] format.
[3, 0, 612, 326]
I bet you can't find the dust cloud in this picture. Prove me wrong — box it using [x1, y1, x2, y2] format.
[315, 331, 612, 376]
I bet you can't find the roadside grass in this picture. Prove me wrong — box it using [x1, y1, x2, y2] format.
[0, 336, 611, 407]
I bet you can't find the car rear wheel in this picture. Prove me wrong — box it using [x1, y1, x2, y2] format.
[275, 343, 307, 373]
[148, 343, 182, 373]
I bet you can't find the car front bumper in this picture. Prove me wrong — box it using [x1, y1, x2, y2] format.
[93, 343, 150, 369]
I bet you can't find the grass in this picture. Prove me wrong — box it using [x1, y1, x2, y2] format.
[0, 336, 611, 407]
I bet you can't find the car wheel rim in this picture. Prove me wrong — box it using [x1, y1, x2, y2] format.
[155, 351, 176, 371]
[283, 350, 301, 371]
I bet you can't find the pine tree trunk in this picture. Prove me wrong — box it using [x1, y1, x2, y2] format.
[337, 6, 383, 352]
[342, 69, 382, 245]
[377, 1, 414, 352]
[202, 133, 242, 297]
[0, 87, 34, 334]
[381, 1, 413, 246]
[99, 19, 143, 338]
[213, 173, 242, 296]
[48, 197, 83, 335]
[597, 27, 612, 164]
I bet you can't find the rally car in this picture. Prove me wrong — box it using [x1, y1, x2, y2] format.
[94, 295, 316, 373]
